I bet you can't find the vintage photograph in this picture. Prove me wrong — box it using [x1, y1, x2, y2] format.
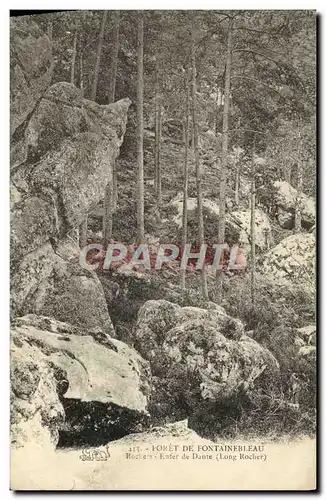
[10, 9, 316, 490]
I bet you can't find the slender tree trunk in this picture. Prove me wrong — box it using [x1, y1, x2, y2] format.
[91, 10, 107, 101]
[79, 216, 88, 249]
[234, 119, 241, 207]
[191, 23, 208, 300]
[136, 13, 145, 244]
[102, 181, 113, 245]
[103, 11, 120, 244]
[215, 83, 221, 135]
[235, 163, 240, 207]
[80, 49, 84, 97]
[155, 95, 162, 206]
[294, 162, 302, 232]
[108, 11, 120, 103]
[109, 11, 120, 212]
[250, 142, 256, 309]
[180, 70, 190, 291]
[216, 19, 233, 300]
[191, 124, 195, 153]
[80, 11, 107, 244]
[70, 30, 78, 85]
[154, 63, 159, 194]
[47, 21, 53, 41]
[283, 165, 292, 183]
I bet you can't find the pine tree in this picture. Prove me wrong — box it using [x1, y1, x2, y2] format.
[180, 68, 190, 291]
[91, 10, 107, 101]
[216, 18, 233, 300]
[136, 12, 145, 244]
[103, 11, 120, 245]
[191, 20, 208, 300]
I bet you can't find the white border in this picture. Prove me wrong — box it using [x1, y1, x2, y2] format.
[1, 3, 324, 498]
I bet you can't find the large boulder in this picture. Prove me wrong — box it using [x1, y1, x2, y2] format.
[227, 209, 273, 250]
[168, 195, 272, 250]
[294, 324, 316, 364]
[10, 17, 53, 137]
[11, 330, 65, 451]
[262, 233, 315, 282]
[11, 240, 115, 336]
[11, 315, 151, 449]
[134, 300, 279, 414]
[11, 82, 131, 261]
[273, 181, 315, 230]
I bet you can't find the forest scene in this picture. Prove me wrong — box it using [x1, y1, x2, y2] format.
[10, 10, 316, 488]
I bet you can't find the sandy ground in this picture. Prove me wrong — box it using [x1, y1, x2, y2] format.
[10, 433, 316, 491]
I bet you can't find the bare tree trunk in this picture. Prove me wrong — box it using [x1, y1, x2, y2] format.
[154, 63, 159, 194]
[80, 12, 107, 244]
[108, 11, 120, 104]
[283, 165, 292, 183]
[191, 22, 208, 300]
[234, 119, 241, 207]
[47, 21, 53, 41]
[80, 48, 84, 97]
[214, 82, 221, 135]
[91, 10, 107, 101]
[235, 162, 240, 207]
[79, 216, 88, 249]
[155, 96, 162, 206]
[70, 30, 77, 85]
[191, 124, 195, 153]
[109, 11, 120, 212]
[180, 70, 190, 291]
[102, 181, 113, 245]
[136, 13, 145, 244]
[250, 142, 256, 309]
[216, 19, 233, 300]
[103, 11, 120, 244]
[294, 162, 302, 232]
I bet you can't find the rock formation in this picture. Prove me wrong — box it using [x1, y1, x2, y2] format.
[135, 300, 279, 416]
[10, 18, 145, 451]
[262, 233, 315, 283]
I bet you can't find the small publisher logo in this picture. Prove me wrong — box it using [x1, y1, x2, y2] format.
[79, 445, 111, 461]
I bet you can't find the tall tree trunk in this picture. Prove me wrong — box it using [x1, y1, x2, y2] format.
[216, 19, 232, 300]
[283, 164, 292, 183]
[79, 216, 88, 249]
[102, 181, 113, 245]
[80, 49, 84, 97]
[250, 142, 256, 309]
[103, 11, 120, 244]
[47, 21, 53, 41]
[154, 62, 159, 194]
[155, 92, 162, 206]
[70, 30, 78, 85]
[234, 119, 241, 207]
[136, 13, 145, 244]
[108, 10, 120, 104]
[191, 123, 195, 153]
[294, 162, 302, 232]
[235, 162, 240, 207]
[91, 10, 107, 101]
[180, 70, 190, 291]
[82, 11, 106, 245]
[111, 11, 120, 212]
[214, 84, 222, 135]
[191, 22, 208, 300]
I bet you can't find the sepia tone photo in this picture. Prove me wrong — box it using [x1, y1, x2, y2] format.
[10, 9, 316, 490]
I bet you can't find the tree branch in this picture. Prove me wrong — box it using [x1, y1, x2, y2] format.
[232, 48, 284, 68]
[232, 75, 288, 100]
